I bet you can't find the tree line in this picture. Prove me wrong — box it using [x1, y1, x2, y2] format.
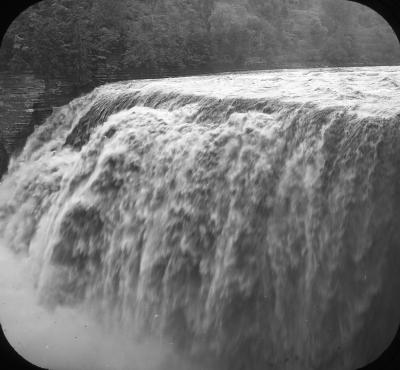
[1, 0, 399, 88]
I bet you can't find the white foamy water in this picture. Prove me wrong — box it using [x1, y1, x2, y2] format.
[103, 65, 400, 116]
[1, 66, 400, 370]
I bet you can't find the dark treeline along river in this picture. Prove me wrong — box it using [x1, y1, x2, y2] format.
[1, 66, 400, 370]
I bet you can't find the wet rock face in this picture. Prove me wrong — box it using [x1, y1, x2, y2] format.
[0, 139, 8, 178]
[0, 73, 44, 178]
[0, 72, 86, 160]
[0, 73, 44, 153]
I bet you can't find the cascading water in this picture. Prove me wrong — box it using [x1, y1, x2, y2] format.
[1, 66, 400, 370]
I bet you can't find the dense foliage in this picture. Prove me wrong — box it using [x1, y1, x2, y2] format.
[1, 0, 400, 87]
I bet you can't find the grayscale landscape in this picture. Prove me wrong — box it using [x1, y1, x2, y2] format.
[1, 1, 400, 370]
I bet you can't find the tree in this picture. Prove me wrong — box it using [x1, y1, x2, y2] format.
[1, 0, 399, 85]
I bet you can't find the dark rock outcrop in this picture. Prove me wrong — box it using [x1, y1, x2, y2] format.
[0, 138, 9, 179]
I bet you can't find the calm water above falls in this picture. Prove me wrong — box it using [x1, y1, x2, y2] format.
[1, 66, 400, 370]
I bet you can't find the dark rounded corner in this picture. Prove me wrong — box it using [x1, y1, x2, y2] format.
[0, 0, 43, 47]
[0, 324, 46, 370]
[350, 0, 400, 42]
[358, 324, 400, 369]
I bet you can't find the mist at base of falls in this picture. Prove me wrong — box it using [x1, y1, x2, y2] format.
[0, 238, 201, 370]
[1, 66, 400, 370]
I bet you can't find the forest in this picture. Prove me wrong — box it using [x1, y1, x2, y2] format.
[1, 0, 400, 88]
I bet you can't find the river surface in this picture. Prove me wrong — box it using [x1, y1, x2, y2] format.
[1, 66, 400, 370]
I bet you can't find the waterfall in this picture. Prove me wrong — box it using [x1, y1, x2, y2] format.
[1, 66, 400, 370]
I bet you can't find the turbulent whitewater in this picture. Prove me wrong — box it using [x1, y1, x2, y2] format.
[1, 66, 400, 370]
